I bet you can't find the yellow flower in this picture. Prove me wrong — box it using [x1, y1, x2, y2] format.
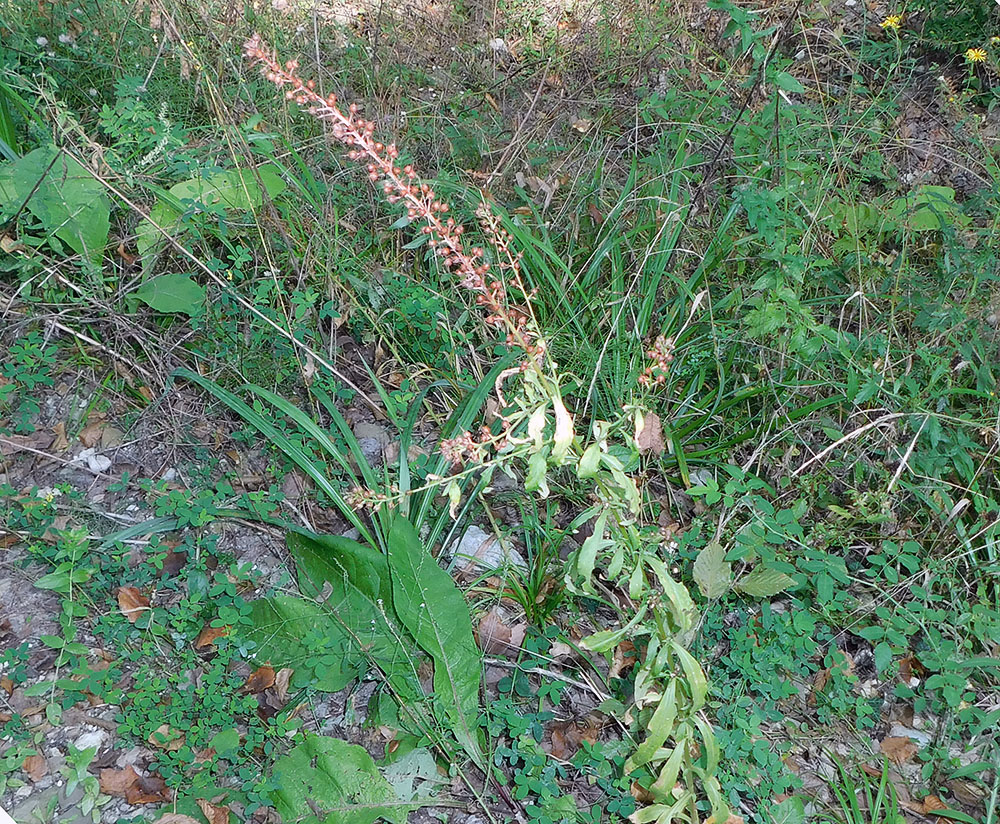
[991, 37, 1000, 45]
[966, 47, 988, 63]
[880, 14, 902, 30]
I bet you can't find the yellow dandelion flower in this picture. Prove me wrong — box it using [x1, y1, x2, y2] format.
[880, 14, 903, 30]
[966, 47, 988, 63]
[991, 37, 1000, 45]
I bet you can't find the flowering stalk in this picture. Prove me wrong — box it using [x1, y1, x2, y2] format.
[243, 35, 544, 367]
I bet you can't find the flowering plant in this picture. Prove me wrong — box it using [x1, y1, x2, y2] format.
[244, 35, 729, 823]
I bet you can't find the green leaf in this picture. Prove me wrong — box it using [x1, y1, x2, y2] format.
[209, 729, 240, 756]
[133, 273, 205, 315]
[735, 566, 795, 598]
[773, 71, 805, 93]
[270, 734, 412, 824]
[137, 165, 286, 262]
[287, 531, 422, 701]
[245, 595, 358, 692]
[692, 541, 731, 600]
[0, 146, 109, 259]
[33, 570, 71, 592]
[386, 516, 483, 767]
[770, 796, 806, 824]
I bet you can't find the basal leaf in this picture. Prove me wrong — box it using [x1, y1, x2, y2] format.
[245, 595, 358, 692]
[386, 516, 483, 766]
[692, 541, 731, 600]
[133, 273, 205, 315]
[0, 146, 109, 259]
[287, 530, 422, 701]
[270, 734, 413, 824]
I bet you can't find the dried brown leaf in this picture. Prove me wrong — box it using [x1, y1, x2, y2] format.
[117, 587, 150, 623]
[243, 665, 275, 694]
[0, 676, 13, 696]
[635, 412, 665, 455]
[78, 421, 105, 448]
[477, 610, 512, 655]
[152, 816, 201, 824]
[922, 795, 948, 814]
[99, 765, 169, 804]
[22, 754, 48, 781]
[880, 736, 918, 765]
[148, 723, 185, 751]
[51, 422, 69, 452]
[194, 624, 229, 649]
[197, 798, 231, 824]
[272, 668, 293, 703]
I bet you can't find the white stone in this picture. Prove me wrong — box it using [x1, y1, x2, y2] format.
[74, 728, 108, 751]
[86, 453, 112, 473]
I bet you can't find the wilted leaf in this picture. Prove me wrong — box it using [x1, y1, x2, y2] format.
[880, 736, 918, 765]
[270, 733, 413, 824]
[197, 798, 231, 824]
[243, 665, 276, 694]
[635, 411, 665, 455]
[22, 753, 48, 781]
[194, 624, 229, 649]
[99, 765, 169, 804]
[117, 586, 150, 623]
[476, 610, 512, 655]
[693, 541, 731, 600]
[78, 420, 105, 448]
[734, 566, 795, 598]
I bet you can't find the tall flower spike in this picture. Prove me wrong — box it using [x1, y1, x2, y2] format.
[244, 36, 542, 365]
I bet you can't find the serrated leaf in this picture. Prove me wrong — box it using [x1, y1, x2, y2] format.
[133, 273, 205, 315]
[270, 734, 413, 824]
[735, 566, 795, 598]
[386, 516, 483, 767]
[692, 541, 732, 600]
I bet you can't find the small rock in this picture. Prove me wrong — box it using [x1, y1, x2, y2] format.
[86, 453, 112, 473]
[74, 728, 108, 751]
[448, 526, 527, 574]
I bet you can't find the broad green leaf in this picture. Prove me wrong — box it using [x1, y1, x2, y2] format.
[132, 273, 205, 315]
[735, 566, 795, 598]
[245, 595, 358, 692]
[270, 734, 412, 824]
[692, 541, 731, 600]
[137, 165, 287, 261]
[770, 796, 806, 824]
[577, 443, 601, 478]
[287, 531, 422, 701]
[209, 728, 240, 756]
[773, 71, 805, 93]
[386, 516, 483, 767]
[0, 146, 109, 259]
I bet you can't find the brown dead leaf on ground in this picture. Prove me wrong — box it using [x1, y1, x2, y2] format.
[161, 549, 188, 577]
[194, 624, 229, 649]
[152, 815, 201, 824]
[0, 531, 18, 548]
[99, 765, 169, 804]
[148, 723, 185, 751]
[609, 640, 638, 680]
[635, 412, 665, 455]
[78, 420, 106, 448]
[243, 665, 275, 694]
[117, 587, 150, 623]
[51, 422, 69, 452]
[0, 676, 13, 696]
[22, 754, 48, 781]
[880, 736, 919, 765]
[197, 798, 231, 824]
[477, 610, 512, 655]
